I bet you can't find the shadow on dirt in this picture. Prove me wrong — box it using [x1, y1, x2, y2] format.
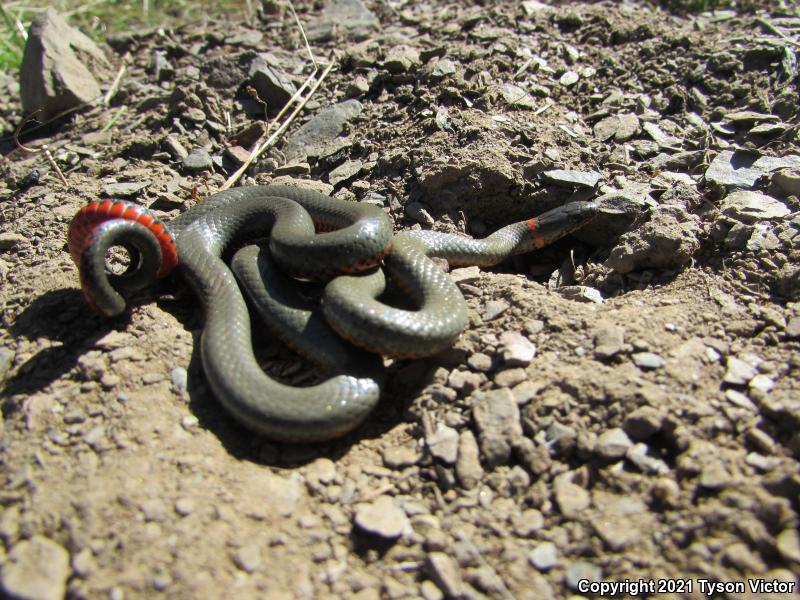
[2, 288, 121, 402]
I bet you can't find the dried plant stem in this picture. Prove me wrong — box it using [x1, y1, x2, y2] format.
[221, 59, 334, 190]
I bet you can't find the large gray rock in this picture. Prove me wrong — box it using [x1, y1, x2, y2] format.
[20, 8, 112, 119]
[307, 0, 379, 41]
[705, 150, 800, 188]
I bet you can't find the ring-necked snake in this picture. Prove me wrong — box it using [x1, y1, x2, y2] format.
[68, 185, 597, 442]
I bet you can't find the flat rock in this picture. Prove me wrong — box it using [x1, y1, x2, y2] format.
[283, 99, 363, 163]
[426, 426, 459, 464]
[705, 150, 800, 188]
[501, 83, 537, 109]
[596, 428, 633, 459]
[529, 542, 558, 571]
[565, 561, 602, 591]
[21, 8, 112, 119]
[248, 56, 296, 111]
[0, 536, 71, 600]
[328, 159, 363, 186]
[499, 331, 536, 366]
[354, 496, 410, 539]
[384, 45, 420, 74]
[103, 181, 149, 197]
[724, 356, 758, 385]
[471, 388, 522, 468]
[594, 113, 640, 142]
[594, 325, 624, 358]
[307, 0, 379, 41]
[541, 169, 601, 188]
[426, 552, 465, 598]
[455, 430, 483, 489]
[719, 191, 790, 223]
[632, 352, 665, 370]
[183, 148, 213, 172]
[553, 474, 590, 518]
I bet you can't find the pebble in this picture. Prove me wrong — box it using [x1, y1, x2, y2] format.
[328, 159, 363, 186]
[181, 415, 199, 430]
[384, 45, 420, 74]
[632, 352, 665, 370]
[482, 300, 509, 321]
[171, 367, 188, 394]
[595, 428, 633, 459]
[232, 543, 263, 573]
[749, 374, 774, 394]
[719, 191, 790, 223]
[507, 465, 531, 491]
[0, 536, 71, 600]
[559, 70, 579, 86]
[455, 430, 483, 489]
[776, 529, 800, 563]
[541, 169, 601, 188]
[426, 426, 459, 464]
[163, 135, 188, 160]
[467, 352, 493, 372]
[652, 477, 681, 507]
[698, 460, 730, 490]
[283, 99, 363, 163]
[248, 57, 296, 110]
[142, 372, 164, 385]
[723, 356, 758, 385]
[354, 496, 410, 539]
[624, 406, 663, 440]
[499, 331, 536, 366]
[781, 315, 799, 338]
[103, 181, 149, 197]
[174, 498, 195, 516]
[725, 389, 756, 410]
[431, 58, 456, 78]
[529, 542, 558, 571]
[450, 266, 481, 285]
[773, 168, 800, 196]
[0, 347, 14, 381]
[553, 474, 591, 518]
[501, 83, 537, 109]
[626, 444, 669, 475]
[405, 201, 435, 227]
[472, 389, 522, 468]
[594, 113, 640, 142]
[420, 580, 444, 600]
[511, 508, 544, 537]
[0, 233, 26, 251]
[426, 552, 465, 598]
[447, 370, 483, 395]
[183, 148, 213, 172]
[565, 561, 602, 590]
[746, 428, 776, 454]
[593, 325, 624, 358]
[494, 368, 527, 388]
[558, 285, 604, 304]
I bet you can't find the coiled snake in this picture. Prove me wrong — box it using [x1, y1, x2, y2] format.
[68, 185, 597, 442]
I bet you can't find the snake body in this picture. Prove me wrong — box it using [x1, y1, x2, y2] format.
[68, 185, 597, 442]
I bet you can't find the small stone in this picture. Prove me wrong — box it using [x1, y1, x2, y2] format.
[541, 169, 601, 188]
[559, 71, 579, 86]
[274, 162, 311, 176]
[232, 543, 263, 573]
[507, 465, 531, 491]
[328, 159, 363, 186]
[773, 169, 800, 196]
[174, 498, 195, 516]
[558, 286, 604, 304]
[595, 428, 632, 459]
[725, 389, 756, 410]
[383, 445, 421, 469]
[0, 347, 14, 381]
[624, 406, 663, 440]
[699, 460, 730, 490]
[345, 75, 370, 97]
[430, 59, 456, 78]
[467, 352, 493, 372]
[565, 561, 602, 590]
[724, 356, 758, 385]
[705, 150, 800, 189]
[384, 45, 420, 74]
[749, 374, 775, 394]
[0, 536, 71, 600]
[426, 552, 465, 598]
[529, 542, 558, 571]
[501, 83, 537, 109]
[420, 580, 444, 600]
[354, 496, 410, 539]
[483, 300, 509, 321]
[405, 201, 435, 227]
[183, 148, 213, 172]
[71, 548, 95, 578]
[426, 426, 459, 464]
[142, 372, 164, 385]
[652, 477, 680, 507]
[632, 352, 665, 370]
[499, 331, 536, 366]
[103, 181, 149, 197]
[627, 444, 670, 475]
[224, 145, 251, 165]
[455, 430, 483, 489]
[283, 99, 363, 163]
[494, 368, 527, 388]
[450, 266, 481, 285]
[163, 136, 188, 160]
[0, 233, 26, 251]
[248, 56, 296, 110]
[181, 415, 199, 430]
[746, 428, 776, 454]
[776, 529, 800, 563]
[593, 325, 624, 359]
[472, 389, 522, 467]
[720, 191, 790, 223]
[786, 317, 800, 339]
[553, 474, 590, 518]
[171, 367, 188, 394]
[447, 370, 483, 395]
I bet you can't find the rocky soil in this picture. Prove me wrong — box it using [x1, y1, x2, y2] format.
[1, 0, 800, 598]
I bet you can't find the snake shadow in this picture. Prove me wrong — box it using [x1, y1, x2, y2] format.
[172, 311, 425, 468]
[1, 288, 124, 410]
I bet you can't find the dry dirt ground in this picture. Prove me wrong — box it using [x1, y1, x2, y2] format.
[1, 1, 800, 599]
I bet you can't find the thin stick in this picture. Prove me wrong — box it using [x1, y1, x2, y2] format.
[14, 112, 68, 185]
[103, 53, 128, 105]
[221, 60, 334, 190]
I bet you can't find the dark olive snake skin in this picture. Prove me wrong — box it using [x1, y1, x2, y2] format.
[68, 185, 597, 442]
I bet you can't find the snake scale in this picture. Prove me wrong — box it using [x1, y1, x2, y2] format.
[69, 185, 597, 442]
